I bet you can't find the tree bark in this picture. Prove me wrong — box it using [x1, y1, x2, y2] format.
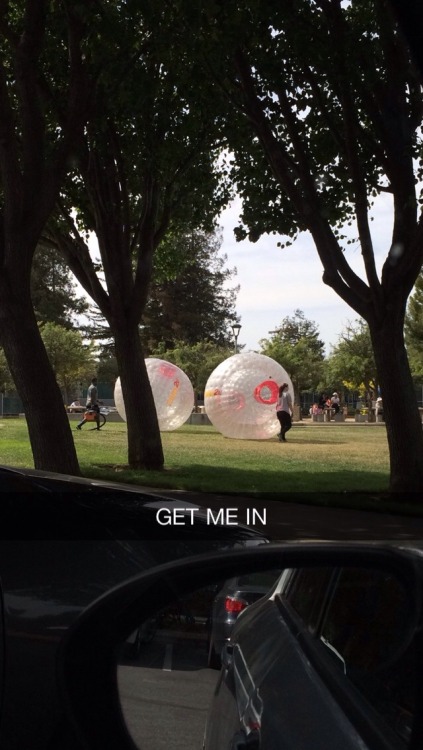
[0, 3, 93, 475]
[49, 223, 165, 472]
[113, 320, 164, 470]
[369, 309, 423, 493]
[0, 285, 80, 475]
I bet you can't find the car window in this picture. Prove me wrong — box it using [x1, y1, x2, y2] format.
[320, 568, 416, 744]
[281, 566, 417, 746]
[283, 567, 335, 631]
[236, 570, 281, 588]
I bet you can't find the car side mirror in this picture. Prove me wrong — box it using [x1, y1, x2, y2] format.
[57, 543, 422, 750]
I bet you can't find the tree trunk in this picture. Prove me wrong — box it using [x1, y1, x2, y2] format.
[370, 311, 423, 493]
[113, 321, 164, 470]
[0, 295, 81, 475]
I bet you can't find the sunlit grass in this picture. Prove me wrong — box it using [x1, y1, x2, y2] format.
[0, 417, 390, 500]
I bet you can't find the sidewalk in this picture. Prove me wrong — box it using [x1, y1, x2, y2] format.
[295, 416, 386, 426]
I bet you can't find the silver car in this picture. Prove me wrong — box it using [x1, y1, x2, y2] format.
[204, 555, 418, 749]
[207, 569, 281, 669]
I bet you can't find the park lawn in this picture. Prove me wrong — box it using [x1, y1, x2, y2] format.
[0, 418, 393, 507]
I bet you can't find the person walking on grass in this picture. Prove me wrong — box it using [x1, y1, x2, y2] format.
[76, 377, 101, 431]
[276, 383, 293, 442]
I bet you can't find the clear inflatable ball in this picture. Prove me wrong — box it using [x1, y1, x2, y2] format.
[205, 352, 294, 439]
[114, 358, 194, 431]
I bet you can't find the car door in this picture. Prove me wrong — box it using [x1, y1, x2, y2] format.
[205, 567, 370, 750]
[205, 565, 421, 749]
[275, 566, 419, 749]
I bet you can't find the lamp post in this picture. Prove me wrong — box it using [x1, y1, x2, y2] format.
[231, 323, 242, 353]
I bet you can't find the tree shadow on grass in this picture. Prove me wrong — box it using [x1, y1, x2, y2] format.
[84, 462, 423, 520]
[86, 463, 398, 510]
[167, 464, 390, 498]
[165, 466, 423, 523]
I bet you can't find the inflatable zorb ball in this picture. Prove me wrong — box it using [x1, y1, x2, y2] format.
[114, 358, 194, 431]
[205, 352, 294, 439]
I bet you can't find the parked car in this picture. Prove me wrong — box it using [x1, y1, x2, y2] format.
[203, 548, 421, 750]
[207, 569, 281, 668]
[0, 465, 265, 750]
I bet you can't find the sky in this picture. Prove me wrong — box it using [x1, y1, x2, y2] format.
[217, 193, 396, 355]
[83, 189, 398, 356]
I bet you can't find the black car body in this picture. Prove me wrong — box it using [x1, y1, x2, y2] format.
[0, 466, 265, 750]
[204, 544, 423, 750]
[207, 569, 280, 669]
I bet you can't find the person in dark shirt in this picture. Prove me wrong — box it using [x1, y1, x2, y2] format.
[76, 377, 101, 430]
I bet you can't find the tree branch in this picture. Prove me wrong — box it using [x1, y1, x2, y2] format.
[14, 0, 48, 203]
[131, 175, 159, 323]
[319, 0, 381, 295]
[45, 208, 112, 321]
[234, 46, 371, 310]
[0, 63, 22, 238]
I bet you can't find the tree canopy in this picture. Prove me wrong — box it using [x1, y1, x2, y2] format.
[31, 245, 88, 328]
[39, 322, 96, 404]
[326, 319, 378, 395]
[0, 1, 100, 474]
[0, 348, 13, 393]
[43, 1, 231, 470]
[141, 228, 239, 352]
[259, 310, 326, 399]
[154, 341, 233, 400]
[174, 0, 423, 491]
[405, 271, 423, 379]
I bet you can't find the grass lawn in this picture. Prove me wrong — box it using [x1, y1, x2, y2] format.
[0, 417, 403, 513]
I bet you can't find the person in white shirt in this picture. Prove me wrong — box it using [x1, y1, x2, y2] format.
[331, 392, 340, 414]
[276, 383, 293, 442]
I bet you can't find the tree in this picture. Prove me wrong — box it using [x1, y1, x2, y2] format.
[405, 272, 423, 379]
[326, 319, 378, 395]
[39, 322, 96, 404]
[387, 0, 423, 76]
[259, 310, 325, 401]
[182, 0, 423, 492]
[46, 2, 230, 469]
[96, 349, 119, 391]
[153, 341, 233, 404]
[31, 244, 88, 328]
[142, 228, 239, 352]
[0, 348, 14, 393]
[0, 2, 99, 473]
